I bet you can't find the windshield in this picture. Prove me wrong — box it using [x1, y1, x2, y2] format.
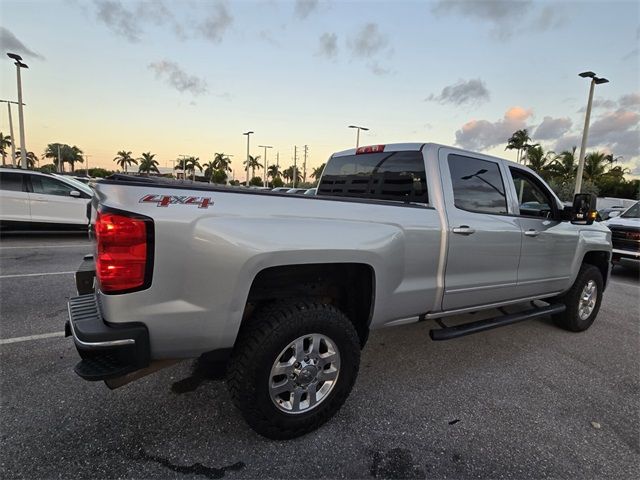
[52, 174, 93, 196]
[621, 202, 639, 218]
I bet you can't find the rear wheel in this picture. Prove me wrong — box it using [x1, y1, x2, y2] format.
[552, 264, 603, 332]
[227, 299, 360, 439]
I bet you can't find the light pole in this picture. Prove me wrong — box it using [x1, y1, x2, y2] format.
[0, 99, 22, 167]
[258, 145, 272, 186]
[7, 53, 28, 170]
[348, 125, 369, 148]
[574, 71, 609, 195]
[243, 131, 254, 186]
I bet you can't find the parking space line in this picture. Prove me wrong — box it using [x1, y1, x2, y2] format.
[0, 244, 91, 250]
[0, 331, 65, 345]
[0, 271, 75, 279]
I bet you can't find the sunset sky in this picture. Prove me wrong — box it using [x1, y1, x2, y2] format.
[0, 0, 638, 178]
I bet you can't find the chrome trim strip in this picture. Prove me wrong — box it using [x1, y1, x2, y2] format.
[517, 276, 571, 286]
[425, 292, 563, 319]
[67, 301, 135, 348]
[445, 281, 517, 294]
[612, 248, 640, 257]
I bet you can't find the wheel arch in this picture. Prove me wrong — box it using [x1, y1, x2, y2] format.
[582, 250, 611, 288]
[240, 263, 376, 347]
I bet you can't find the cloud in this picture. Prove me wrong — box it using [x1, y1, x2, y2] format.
[454, 106, 533, 151]
[94, 0, 140, 42]
[432, 0, 564, 39]
[199, 2, 233, 43]
[148, 61, 208, 96]
[588, 109, 640, 159]
[0, 27, 45, 60]
[533, 116, 572, 140]
[530, 4, 565, 31]
[553, 134, 580, 153]
[577, 97, 616, 113]
[259, 30, 280, 47]
[619, 92, 640, 110]
[348, 23, 389, 58]
[317, 32, 338, 59]
[426, 78, 490, 106]
[554, 108, 640, 160]
[294, 0, 319, 19]
[368, 61, 391, 76]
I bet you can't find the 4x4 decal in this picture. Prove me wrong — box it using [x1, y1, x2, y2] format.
[139, 194, 213, 208]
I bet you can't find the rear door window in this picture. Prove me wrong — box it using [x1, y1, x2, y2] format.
[0, 172, 25, 192]
[318, 151, 428, 204]
[448, 154, 508, 214]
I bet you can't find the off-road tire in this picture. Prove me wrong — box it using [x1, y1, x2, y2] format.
[552, 264, 603, 332]
[227, 299, 361, 439]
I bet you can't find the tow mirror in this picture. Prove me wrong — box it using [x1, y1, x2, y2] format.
[571, 193, 597, 225]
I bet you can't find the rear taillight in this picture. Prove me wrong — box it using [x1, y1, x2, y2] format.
[95, 211, 152, 294]
[356, 144, 385, 154]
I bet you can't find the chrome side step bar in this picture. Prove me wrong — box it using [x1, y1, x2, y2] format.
[429, 304, 566, 341]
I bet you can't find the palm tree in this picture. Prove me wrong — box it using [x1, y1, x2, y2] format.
[282, 165, 302, 185]
[44, 143, 67, 172]
[548, 147, 578, 184]
[523, 146, 554, 180]
[0, 132, 11, 166]
[203, 160, 215, 182]
[311, 163, 326, 181]
[506, 129, 533, 164]
[185, 156, 202, 181]
[243, 154, 262, 180]
[138, 152, 159, 175]
[68, 145, 84, 172]
[174, 157, 188, 178]
[15, 149, 38, 169]
[212, 153, 232, 172]
[583, 151, 609, 183]
[267, 164, 281, 180]
[604, 153, 622, 165]
[113, 150, 137, 173]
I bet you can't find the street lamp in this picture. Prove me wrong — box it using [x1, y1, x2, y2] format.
[0, 99, 23, 167]
[7, 53, 28, 170]
[348, 125, 369, 148]
[574, 71, 609, 195]
[243, 131, 254, 186]
[258, 145, 273, 186]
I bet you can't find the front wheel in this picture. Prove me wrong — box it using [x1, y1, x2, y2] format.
[552, 264, 603, 332]
[227, 300, 361, 439]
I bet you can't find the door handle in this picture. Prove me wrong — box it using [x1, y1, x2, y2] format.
[452, 226, 476, 235]
[524, 229, 540, 237]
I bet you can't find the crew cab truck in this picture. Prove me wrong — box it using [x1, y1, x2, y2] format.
[66, 143, 611, 439]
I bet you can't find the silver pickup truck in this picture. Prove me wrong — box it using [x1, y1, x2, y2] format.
[66, 142, 611, 439]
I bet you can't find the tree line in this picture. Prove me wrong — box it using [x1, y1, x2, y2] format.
[1, 132, 636, 199]
[505, 129, 638, 201]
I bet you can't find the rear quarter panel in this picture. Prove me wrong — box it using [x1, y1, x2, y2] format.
[95, 183, 442, 358]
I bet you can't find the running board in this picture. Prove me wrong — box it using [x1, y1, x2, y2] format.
[429, 304, 566, 341]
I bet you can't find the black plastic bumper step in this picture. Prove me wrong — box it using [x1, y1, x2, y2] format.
[429, 304, 566, 341]
[74, 354, 137, 381]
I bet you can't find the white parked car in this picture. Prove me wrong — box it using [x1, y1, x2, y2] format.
[0, 168, 93, 230]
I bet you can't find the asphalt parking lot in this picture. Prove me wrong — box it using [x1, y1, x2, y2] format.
[1, 233, 639, 479]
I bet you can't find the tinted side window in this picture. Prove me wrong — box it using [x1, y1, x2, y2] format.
[31, 176, 75, 196]
[448, 155, 507, 214]
[0, 172, 25, 192]
[510, 168, 553, 217]
[318, 151, 428, 204]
